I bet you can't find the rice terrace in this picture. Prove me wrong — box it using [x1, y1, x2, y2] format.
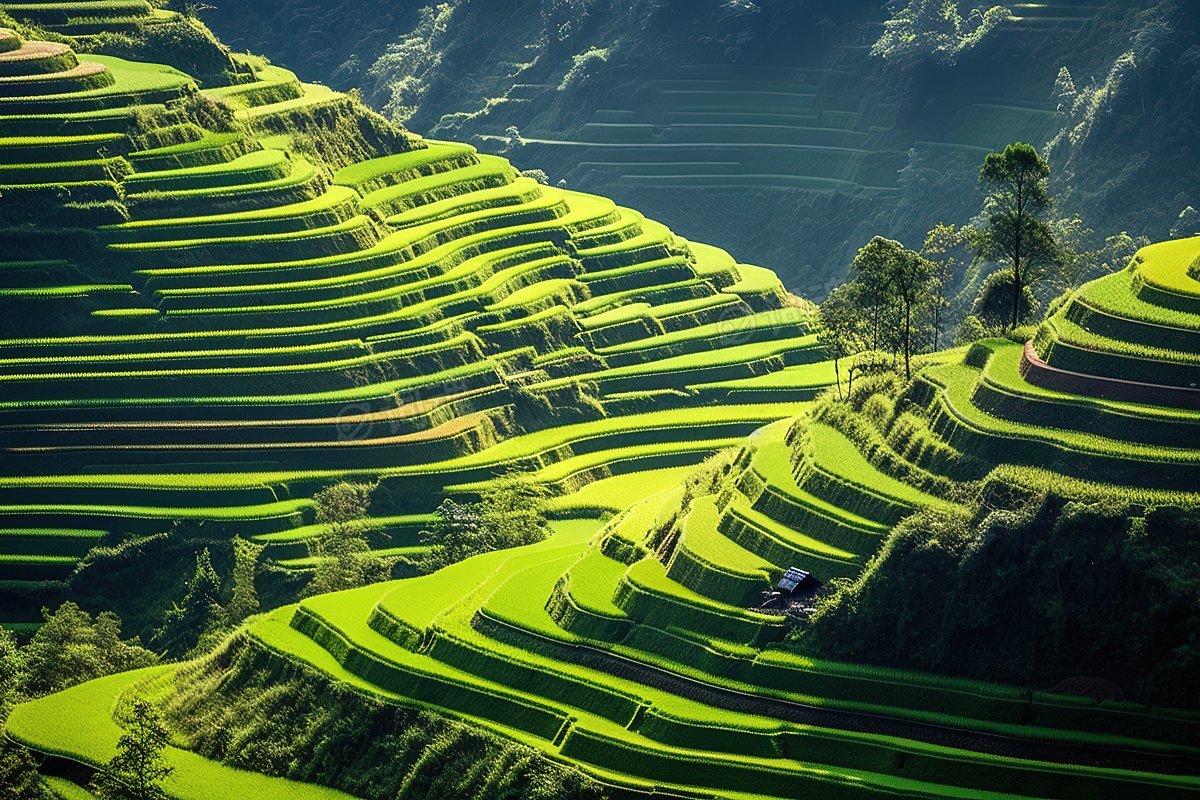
[0, 2, 1197, 799]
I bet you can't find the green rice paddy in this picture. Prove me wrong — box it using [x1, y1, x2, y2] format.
[1, 19, 1199, 800]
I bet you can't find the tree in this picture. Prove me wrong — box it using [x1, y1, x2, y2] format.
[1170, 206, 1199, 239]
[871, 1, 1011, 68]
[91, 699, 174, 800]
[888, 246, 935, 380]
[477, 469, 551, 550]
[420, 498, 486, 571]
[1051, 218, 1149, 291]
[22, 603, 157, 698]
[976, 142, 1059, 330]
[0, 626, 24, 713]
[921, 223, 971, 351]
[1047, 214, 1090, 292]
[314, 481, 373, 527]
[153, 548, 227, 658]
[1052, 66, 1077, 113]
[420, 472, 552, 571]
[302, 482, 382, 598]
[816, 284, 867, 399]
[972, 269, 1038, 330]
[848, 236, 898, 351]
[0, 740, 48, 800]
[0, 627, 48, 800]
[174, 1, 215, 19]
[847, 236, 932, 379]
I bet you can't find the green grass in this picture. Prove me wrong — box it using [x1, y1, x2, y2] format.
[1133, 237, 1200, 298]
[7, 668, 359, 800]
[334, 139, 477, 192]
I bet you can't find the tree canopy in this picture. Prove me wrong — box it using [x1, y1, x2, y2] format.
[976, 142, 1059, 330]
[91, 699, 174, 800]
[872, 0, 1012, 68]
[22, 603, 157, 698]
[302, 482, 384, 599]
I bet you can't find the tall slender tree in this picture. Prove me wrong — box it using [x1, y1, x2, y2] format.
[976, 142, 1058, 329]
[816, 284, 867, 399]
[848, 236, 898, 351]
[921, 223, 971, 351]
[887, 246, 935, 380]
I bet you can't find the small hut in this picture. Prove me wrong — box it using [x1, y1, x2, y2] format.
[777, 567, 819, 595]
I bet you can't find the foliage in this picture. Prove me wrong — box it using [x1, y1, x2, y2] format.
[163, 636, 606, 800]
[77, 15, 237, 87]
[302, 483, 385, 599]
[0, 740, 49, 800]
[921, 223, 973, 351]
[542, 0, 599, 49]
[520, 168, 550, 185]
[842, 236, 935, 380]
[871, 1, 1012, 68]
[1048, 215, 1150, 292]
[971, 268, 1038, 330]
[90, 699, 174, 800]
[421, 471, 550, 570]
[801, 496, 1200, 708]
[153, 548, 228, 659]
[478, 470, 552, 550]
[421, 498, 486, 571]
[225, 538, 262, 625]
[22, 603, 157, 698]
[888, 242, 935, 379]
[975, 142, 1059, 330]
[0, 627, 24, 715]
[815, 284, 866, 399]
[1169, 205, 1199, 239]
[364, 3, 455, 124]
[559, 46, 611, 91]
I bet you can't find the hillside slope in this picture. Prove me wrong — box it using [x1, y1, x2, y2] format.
[199, 0, 1200, 297]
[0, 17, 826, 642]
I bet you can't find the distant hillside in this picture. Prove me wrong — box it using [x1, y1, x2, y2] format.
[203, 0, 1200, 297]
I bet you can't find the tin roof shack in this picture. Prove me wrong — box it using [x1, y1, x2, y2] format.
[777, 567, 818, 595]
[759, 567, 823, 619]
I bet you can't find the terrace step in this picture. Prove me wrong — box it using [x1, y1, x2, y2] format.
[0, 40, 77, 77]
[122, 147, 294, 194]
[0, 61, 113, 97]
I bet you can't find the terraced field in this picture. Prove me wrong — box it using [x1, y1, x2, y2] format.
[13, 227, 1200, 797]
[0, 28, 824, 620]
[0, 0, 172, 36]
[499, 47, 1068, 200]
[3, 14, 1200, 800]
[13, 465, 1200, 799]
[505, 65, 905, 194]
[498, 64, 908, 198]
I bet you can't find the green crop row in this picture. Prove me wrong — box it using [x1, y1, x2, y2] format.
[614, 555, 786, 647]
[359, 154, 515, 217]
[1034, 318, 1200, 388]
[334, 139, 479, 194]
[665, 495, 773, 605]
[917, 362, 1200, 489]
[970, 339, 1200, 447]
